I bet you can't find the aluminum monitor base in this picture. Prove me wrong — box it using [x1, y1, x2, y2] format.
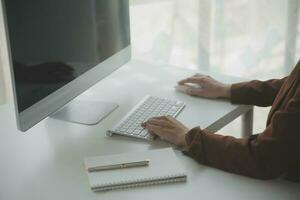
[50, 100, 118, 125]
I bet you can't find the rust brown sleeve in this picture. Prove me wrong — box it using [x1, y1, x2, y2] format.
[230, 77, 287, 106]
[184, 83, 300, 179]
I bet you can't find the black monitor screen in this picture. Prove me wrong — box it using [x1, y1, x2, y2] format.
[4, 0, 130, 112]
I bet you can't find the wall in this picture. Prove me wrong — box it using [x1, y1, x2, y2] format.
[0, 0, 12, 105]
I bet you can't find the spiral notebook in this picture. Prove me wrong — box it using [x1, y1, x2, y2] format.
[84, 148, 187, 192]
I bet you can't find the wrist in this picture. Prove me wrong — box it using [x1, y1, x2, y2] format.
[177, 131, 188, 147]
[221, 84, 231, 99]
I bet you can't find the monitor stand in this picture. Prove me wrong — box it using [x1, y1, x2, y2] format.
[50, 100, 118, 125]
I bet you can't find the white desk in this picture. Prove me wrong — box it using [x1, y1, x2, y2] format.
[0, 60, 299, 200]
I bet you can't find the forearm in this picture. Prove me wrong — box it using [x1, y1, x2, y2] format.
[230, 78, 287, 106]
[183, 127, 284, 179]
[183, 128, 264, 178]
[219, 84, 231, 99]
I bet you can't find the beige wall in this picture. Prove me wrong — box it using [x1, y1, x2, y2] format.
[0, 52, 5, 104]
[0, 1, 12, 105]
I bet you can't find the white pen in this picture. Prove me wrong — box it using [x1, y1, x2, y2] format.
[88, 160, 150, 172]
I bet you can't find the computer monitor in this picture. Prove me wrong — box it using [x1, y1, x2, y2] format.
[2, 0, 131, 131]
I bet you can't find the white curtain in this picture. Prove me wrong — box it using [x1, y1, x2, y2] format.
[130, 0, 300, 79]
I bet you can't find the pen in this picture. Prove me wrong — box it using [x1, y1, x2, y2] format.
[88, 160, 150, 172]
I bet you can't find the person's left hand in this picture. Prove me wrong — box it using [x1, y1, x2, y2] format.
[141, 116, 189, 146]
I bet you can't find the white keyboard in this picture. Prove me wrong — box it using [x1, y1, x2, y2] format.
[107, 96, 185, 140]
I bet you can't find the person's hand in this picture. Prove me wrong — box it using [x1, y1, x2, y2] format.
[178, 73, 231, 99]
[141, 116, 189, 146]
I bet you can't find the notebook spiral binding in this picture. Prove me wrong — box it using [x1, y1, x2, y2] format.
[91, 173, 187, 192]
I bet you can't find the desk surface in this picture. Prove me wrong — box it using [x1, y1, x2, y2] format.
[0, 60, 299, 200]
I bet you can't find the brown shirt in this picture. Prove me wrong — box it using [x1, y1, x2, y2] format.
[184, 61, 300, 182]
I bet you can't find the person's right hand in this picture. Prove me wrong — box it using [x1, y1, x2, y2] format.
[178, 73, 231, 99]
